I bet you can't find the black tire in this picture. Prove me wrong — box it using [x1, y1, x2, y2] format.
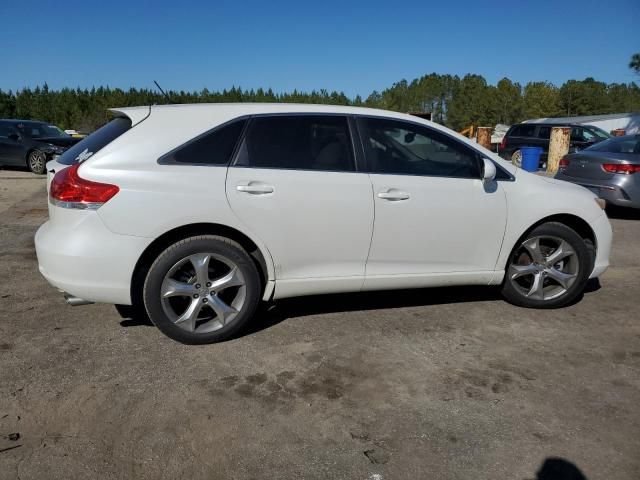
[143, 235, 261, 344]
[501, 222, 592, 309]
[27, 149, 47, 174]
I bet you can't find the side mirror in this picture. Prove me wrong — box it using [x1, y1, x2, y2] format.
[8, 133, 20, 141]
[481, 157, 496, 182]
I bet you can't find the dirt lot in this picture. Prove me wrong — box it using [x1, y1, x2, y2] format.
[0, 168, 639, 480]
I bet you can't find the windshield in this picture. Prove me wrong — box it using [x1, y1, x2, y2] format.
[17, 123, 68, 139]
[587, 126, 610, 139]
[586, 136, 640, 154]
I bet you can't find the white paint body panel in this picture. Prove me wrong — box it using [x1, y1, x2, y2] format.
[365, 175, 507, 277]
[34, 103, 612, 306]
[226, 168, 374, 297]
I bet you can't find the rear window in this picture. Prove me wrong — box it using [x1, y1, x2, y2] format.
[586, 136, 640, 154]
[510, 124, 536, 137]
[58, 117, 132, 165]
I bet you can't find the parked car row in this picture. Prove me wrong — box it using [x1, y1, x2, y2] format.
[499, 122, 610, 168]
[0, 119, 81, 173]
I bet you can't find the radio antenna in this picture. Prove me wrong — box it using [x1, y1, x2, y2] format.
[153, 80, 173, 104]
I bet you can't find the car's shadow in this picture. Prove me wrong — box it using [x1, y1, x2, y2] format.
[119, 279, 602, 337]
[244, 285, 503, 335]
[244, 278, 601, 337]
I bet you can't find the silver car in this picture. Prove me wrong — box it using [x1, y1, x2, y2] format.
[555, 135, 640, 209]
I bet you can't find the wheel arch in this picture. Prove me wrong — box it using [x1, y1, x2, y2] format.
[502, 213, 597, 270]
[130, 222, 273, 307]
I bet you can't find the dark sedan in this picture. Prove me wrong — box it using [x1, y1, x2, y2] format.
[555, 135, 640, 209]
[0, 119, 81, 174]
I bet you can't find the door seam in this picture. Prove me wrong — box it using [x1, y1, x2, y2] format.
[362, 173, 377, 290]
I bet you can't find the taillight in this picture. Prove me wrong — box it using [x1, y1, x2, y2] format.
[50, 163, 119, 209]
[500, 136, 507, 150]
[559, 157, 570, 170]
[602, 163, 640, 175]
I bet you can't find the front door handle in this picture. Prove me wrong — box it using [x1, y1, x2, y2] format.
[377, 189, 410, 201]
[236, 183, 274, 195]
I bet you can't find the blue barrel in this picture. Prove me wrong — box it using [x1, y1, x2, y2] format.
[520, 146, 542, 172]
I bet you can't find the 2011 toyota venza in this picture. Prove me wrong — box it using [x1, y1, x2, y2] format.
[35, 104, 612, 344]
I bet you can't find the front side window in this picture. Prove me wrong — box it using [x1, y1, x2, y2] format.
[358, 117, 481, 178]
[235, 115, 354, 171]
[162, 119, 246, 165]
[571, 127, 586, 141]
[17, 123, 67, 139]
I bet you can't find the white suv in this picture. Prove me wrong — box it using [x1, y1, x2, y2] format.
[35, 104, 612, 344]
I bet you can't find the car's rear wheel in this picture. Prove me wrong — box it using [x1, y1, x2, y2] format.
[27, 150, 47, 174]
[501, 222, 592, 308]
[143, 235, 261, 344]
[511, 149, 522, 167]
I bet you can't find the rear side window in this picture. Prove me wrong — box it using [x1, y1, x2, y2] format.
[537, 126, 551, 139]
[234, 115, 355, 171]
[162, 119, 246, 165]
[58, 117, 132, 165]
[510, 124, 536, 137]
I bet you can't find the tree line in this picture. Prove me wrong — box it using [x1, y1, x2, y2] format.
[1, 74, 639, 133]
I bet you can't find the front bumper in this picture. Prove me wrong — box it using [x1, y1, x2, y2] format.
[590, 212, 612, 279]
[35, 209, 152, 305]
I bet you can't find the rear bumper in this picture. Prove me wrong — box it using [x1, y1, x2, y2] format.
[35, 211, 152, 305]
[555, 173, 640, 209]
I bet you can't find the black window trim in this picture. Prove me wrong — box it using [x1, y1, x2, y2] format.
[157, 115, 250, 166]
[354, 115, 514, 181]
[156, 111, 513, 180]
[229, 112, 361, 173]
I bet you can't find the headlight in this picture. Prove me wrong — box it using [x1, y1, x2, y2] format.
[49, 145, 65, 155]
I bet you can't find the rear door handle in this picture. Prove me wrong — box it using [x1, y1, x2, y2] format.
[377, 189, 410, 201]
[236, 183, 274, 195]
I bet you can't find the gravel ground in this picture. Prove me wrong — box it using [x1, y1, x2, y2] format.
[1, 168, 639, 479]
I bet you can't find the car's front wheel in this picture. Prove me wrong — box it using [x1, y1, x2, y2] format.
[501, 222, 592, 308]
[27, 150, 47, 174]
[143, 235, 261, 344]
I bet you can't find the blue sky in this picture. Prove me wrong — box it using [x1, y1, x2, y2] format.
[1, 0, 638, 97]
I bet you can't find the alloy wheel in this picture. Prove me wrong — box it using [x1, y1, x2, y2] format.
[29, 150, 46, 173]
[511, 150, 522, 167]
[160, 252, 246, 333]
[507, 235, 579, 301]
